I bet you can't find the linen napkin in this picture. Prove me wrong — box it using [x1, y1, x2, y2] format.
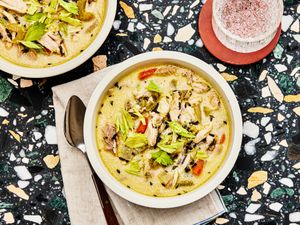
[52, 65, 227, 225]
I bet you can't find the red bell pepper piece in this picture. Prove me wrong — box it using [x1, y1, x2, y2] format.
[192, 160, 204, 176]
[219, 133, 225, 144]
[138, 68, 157, 80]
[136, 118, 148, 133]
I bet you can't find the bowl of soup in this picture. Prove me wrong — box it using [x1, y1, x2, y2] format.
[84, 51, 242, 208]
[0, 0, 117, 77]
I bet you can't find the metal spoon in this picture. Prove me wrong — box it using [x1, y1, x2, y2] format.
[64, 95, 119, 225]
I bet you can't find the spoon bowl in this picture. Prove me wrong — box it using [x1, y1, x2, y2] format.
[64, 96, 86, 153]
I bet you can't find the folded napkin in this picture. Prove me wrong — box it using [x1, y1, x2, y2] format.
[52, 64, 227, 225]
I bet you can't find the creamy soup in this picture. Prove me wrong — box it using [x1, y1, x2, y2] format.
[0, 0, 106, 68]
[96, 64, 230, 197]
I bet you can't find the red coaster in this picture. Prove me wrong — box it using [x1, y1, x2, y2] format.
[198, 0, 281, 65]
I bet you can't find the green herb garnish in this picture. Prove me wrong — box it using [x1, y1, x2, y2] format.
[196, 150, 209, 160]
[125, 161, 140, 176]
[157, 141, 184, 154]
[59, 14, 81, 26]
[125, 133, 148, 149]
[24, 22, 46, 41]
[133, 106, 146, 125]
[19, 41, 42, 49]
[168, 121, 195, 138]
[147, 80, 161, 93]
[152, 151, 173, 166]
[59, 0, 79, 15]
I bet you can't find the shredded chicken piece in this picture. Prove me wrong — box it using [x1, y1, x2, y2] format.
[200, 104, 211, 125]
[171, 170, 179, 188]
[102, 123, 117, 151]
[158, 122, 166, 133]
[0, 23, 10, 41]
[39, 33, 67, 55]
[38, 33, 60, 53]
[205, 135, 215, 146]
[192, 82, 210, 93]
[2, 10, 17, 23]
[208, 90, 220, 110]
[150, 112, 163, 128]
[169, 92, 181, 121]
[0, 0, 28, 13]
[180, 154, 191, 171]
[180, 105, 195, 124]
[112, 140, 117, 154]
[188, 93, 202, 105]
[178, 89, 192, 101]
[154, 65, 178, 76]
[134, 90, 151, 99]
[194, 124, 213, 143]
[157, 97, 170, 116]
[172, 132, 178, 143]
[145, 120, 158, 146]
[161, 127, 171, 136]
[0, 10, 17, 42]
[177, 68, 195, 84]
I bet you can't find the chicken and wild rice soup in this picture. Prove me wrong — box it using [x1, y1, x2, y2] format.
[0, 0, 106, 68]
[96, 64, 231, 197]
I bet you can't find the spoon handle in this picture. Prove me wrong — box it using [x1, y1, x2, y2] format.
[91, 172, 120, 225]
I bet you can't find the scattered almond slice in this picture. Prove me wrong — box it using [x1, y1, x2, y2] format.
[293, 107, 300, 116]
[248, 107, 273, 114]
[116, 33, 128, 36]
[259, 70, 268, 81]
[248, 170, 268, 189]
[277, 113, 285, 122]
[152, 47, 163, 51]
[279, 140, 288, 147]
[43, 155, 60, 169]
[215, 218, 229, 224]
[293, 162, 300, 169]
[92, 55, 107, 72]
[20, 79, 33, 88]
[174, 23, 195, 42]
[251, 189, 262, 201]
[119, 1, 135, 19]
[2, 119, 9, 125]
[3, 212, 15, 224]
[17, 113, 27, 118]
[9, 130, 21, 142]
[284, 94, 300, 102]
[221, 72, 238, 81]
[153, 34, 162, 43]
[237, 186, 247, 195]
[143, 38, 151, 49]
[267, 76, 283, 102]
[6, 184, 29, 200]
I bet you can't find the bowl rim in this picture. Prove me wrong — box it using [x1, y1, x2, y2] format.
[84, 51, 243, 208]
[212, 0, 283, 42]
[0, 0, 117, 78]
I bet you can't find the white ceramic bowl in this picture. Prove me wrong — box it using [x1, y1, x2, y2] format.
[84, 51, 243, 208]
[0, 0, 117, 78]
[212, 0, 283, 53]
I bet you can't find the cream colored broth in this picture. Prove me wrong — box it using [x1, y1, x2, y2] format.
[96, 64, 230, 197]
[0, 0, 106, 68]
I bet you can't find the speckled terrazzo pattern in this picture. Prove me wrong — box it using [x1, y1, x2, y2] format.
[0, 0, 299, 224]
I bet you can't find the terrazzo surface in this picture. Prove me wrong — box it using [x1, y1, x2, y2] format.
[0, 0, 300, 224]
